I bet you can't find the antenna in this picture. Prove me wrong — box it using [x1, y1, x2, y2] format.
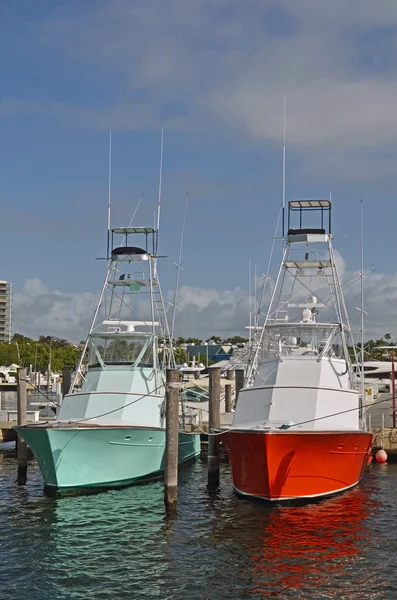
[155, 129, 164, 254]
[106, 131, 112, 260]
[128, 193, 144, 227]
[249, 258, 252, 344]
[360, 198, 365, 411]
[282, 95, 286, 239]
[170, 193, 188, 340]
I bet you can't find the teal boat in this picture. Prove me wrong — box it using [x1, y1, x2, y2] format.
[17, 225, 200, 493]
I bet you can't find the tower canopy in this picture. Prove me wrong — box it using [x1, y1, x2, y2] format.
[110, 226, 157, 256]
[286, 199, 331, 242]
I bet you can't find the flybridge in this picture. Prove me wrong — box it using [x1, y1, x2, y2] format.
[109, 226, 157, 257]
[246, 197, 359, 388]
[286, 199, 331, 243]
[72, 218, 174, 381]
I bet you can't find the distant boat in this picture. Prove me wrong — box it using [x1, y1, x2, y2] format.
[220, 200, 373, 501]
[352, 361, 394, 392]
[17, 226, 200, 493]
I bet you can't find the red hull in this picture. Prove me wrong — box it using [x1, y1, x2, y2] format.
[222, 430, 373, 501]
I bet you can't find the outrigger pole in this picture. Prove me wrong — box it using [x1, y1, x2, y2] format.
[155, 129, 164, 255]
[107, 131, 112, 260]
[282, 95, 286, 240]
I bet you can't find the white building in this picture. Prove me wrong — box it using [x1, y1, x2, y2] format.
[0, 281, 12, 343]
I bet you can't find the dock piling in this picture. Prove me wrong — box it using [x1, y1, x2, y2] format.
[208, 367, 221, 489]
[16, 367, 28, 485]
[164, 368, 180, 513]
[225, 369, 234, 413]
[61, 368, 73, 409]
[235, 369, 245, 407]
[382, 413, 385, 447]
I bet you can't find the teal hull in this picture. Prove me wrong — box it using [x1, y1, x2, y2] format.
[18, 426, 200, 493]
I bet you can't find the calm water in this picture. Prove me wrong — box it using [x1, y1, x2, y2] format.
[0, 447, 396, 600]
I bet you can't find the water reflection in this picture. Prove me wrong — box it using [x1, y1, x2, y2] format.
[162, 464, 395, 599]
[0, 449, 396, 600]
[250, 488, 383, 598]
[2, 483, 169, 598]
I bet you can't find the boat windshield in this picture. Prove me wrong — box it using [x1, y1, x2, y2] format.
[88, 333, 154, 368]
[261, 324, 344, 360]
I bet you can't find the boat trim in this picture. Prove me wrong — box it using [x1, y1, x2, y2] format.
[65, 391, 164, 399]
[109, 438, 195, 447]
[233, 480, 359, 502]
[17, 423, 167, 431]
[219, 429, 372, 436]
[239, 385, 358, 394]
[329, 450, 369, 455]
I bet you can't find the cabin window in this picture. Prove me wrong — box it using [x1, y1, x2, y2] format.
[259, 325, 346, 361]
[88, 334, 153, 368]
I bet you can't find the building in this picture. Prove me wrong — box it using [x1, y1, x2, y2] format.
[182, 343, 233, 365]
[0, 281, 12, 343]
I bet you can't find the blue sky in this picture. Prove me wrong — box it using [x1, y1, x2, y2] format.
[4, 0, 397, 340]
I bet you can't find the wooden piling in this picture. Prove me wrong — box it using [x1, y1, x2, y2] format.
[208, 367, 221, 489]
[17, 367, 28, 484]
[61, 368, 73, 398]
[234, 368, 245, 407]
[225, 369, 234, 413]
[164, 368, 180, 512]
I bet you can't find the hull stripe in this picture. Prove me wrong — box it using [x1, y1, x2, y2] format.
[233, 480, 360, 502]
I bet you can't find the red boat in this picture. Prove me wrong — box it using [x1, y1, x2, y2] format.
[222, 200, 373, 501]
[222, 430, 372, 501]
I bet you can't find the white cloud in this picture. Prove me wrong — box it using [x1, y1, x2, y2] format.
[2, 0, 388, 182]
[10, 257, 397, 344]
[173, 273, 397, 342]
[174, 285, 251, 337]
[13, 278, 97, 341]
[31, 2, 397, 146]
[12, 278, 254, 341]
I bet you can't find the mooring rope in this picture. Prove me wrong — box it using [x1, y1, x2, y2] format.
[21, 379, 60, 407]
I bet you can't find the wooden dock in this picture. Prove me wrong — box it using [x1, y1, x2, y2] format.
[366, 394, 397, 459]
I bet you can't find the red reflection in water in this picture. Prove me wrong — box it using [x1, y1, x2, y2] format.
[250, 486, 383, 597]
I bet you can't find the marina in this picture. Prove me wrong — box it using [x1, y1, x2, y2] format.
[1, 194, 397, 500]
[2, 193, 397, 598]
[3, 2, 397, 597]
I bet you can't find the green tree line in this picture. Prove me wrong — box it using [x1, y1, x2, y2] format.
[175, 335, 249, 345]
[3, 331, 391, 372]
[0, 334, 81, 372]
[355, 333, 396, 362]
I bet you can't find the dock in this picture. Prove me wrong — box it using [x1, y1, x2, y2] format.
[366, 394, 397, 460]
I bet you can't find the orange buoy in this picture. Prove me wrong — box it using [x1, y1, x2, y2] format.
[375, 449, 388, 464]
